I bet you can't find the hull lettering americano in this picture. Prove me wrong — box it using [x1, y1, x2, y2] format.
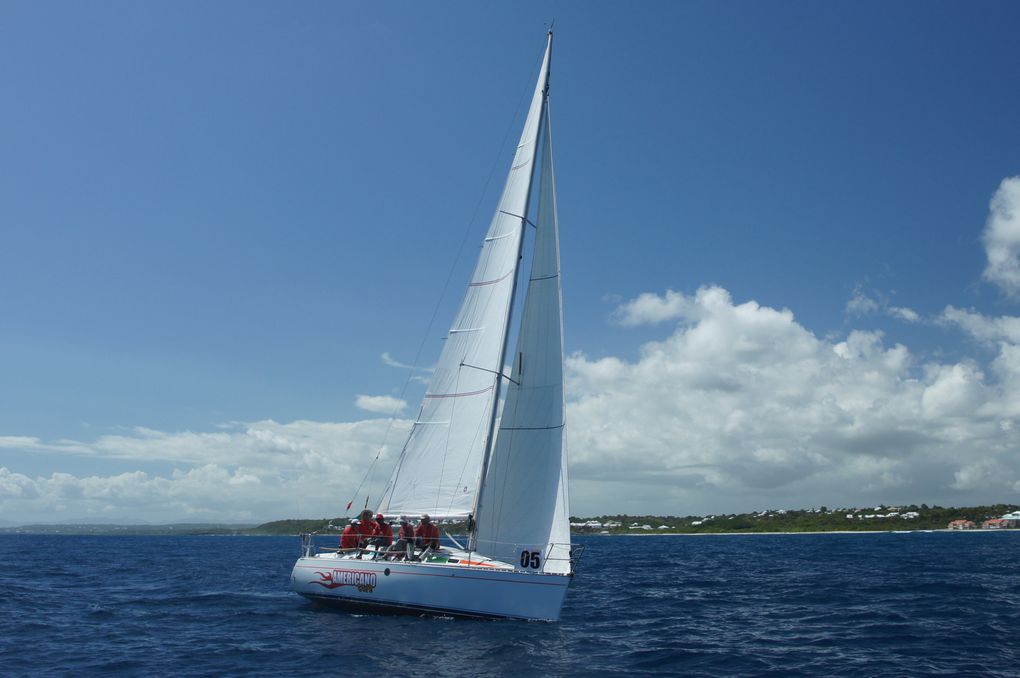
[312, 569, 378, 592]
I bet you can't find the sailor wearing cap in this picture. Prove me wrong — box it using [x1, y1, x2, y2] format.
[414, 513, 440, 551]
[388, 515, 415, 560]
[371, 513, 393, 547]
[339, 519, 360, 550]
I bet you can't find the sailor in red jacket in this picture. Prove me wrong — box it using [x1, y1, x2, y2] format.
[397, 516, 415, 543]
[372, 513, 393, 547]
[355, 509, 378, 547]
[414, 513, 440, 550]
[339, 520, 361, 550]
[387, 515, 415, 560]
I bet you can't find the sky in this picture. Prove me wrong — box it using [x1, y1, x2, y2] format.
[2, 1, 1020, 524]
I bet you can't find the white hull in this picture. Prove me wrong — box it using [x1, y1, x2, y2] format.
[291, 549, 570, 621]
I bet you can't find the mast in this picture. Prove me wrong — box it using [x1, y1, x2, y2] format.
[469, 30, 554, 550]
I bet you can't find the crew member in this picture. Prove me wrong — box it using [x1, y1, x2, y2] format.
[339, 520, 360, 550]
[414, 513, 440, 550]
[372, 513, 393, 547]
[388, 515, 415, 560]
[356, 509, 378, 548]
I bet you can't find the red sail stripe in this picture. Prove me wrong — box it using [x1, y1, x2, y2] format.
[468, 269, 513, 287]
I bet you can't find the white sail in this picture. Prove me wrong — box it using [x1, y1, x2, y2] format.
[473, 101, 571, 574]
[376, 40, 552, 520]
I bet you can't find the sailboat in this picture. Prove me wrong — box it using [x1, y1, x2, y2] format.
[290, 30, 575, 621]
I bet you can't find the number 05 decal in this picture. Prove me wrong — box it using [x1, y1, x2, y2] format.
[519, 550, 542, 569]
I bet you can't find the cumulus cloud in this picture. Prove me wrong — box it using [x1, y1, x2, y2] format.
[982, 176, 1020, 297]
[0, 418, 412, 523]
[846, 286, 920, 323]
[940, 305, 1020, 345]
[355, 395, 407, 414]
[611, 288, 700, 326]
[4, 284, 1020, 522]
[565, 285, 1020, 514]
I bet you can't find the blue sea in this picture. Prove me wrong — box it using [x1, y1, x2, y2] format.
[2, 531, 1018, 676]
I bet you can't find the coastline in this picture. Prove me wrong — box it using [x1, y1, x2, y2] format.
[582, 528, 1016, 536]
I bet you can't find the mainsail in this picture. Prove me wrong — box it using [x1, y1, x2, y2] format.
[377, 38, 553, 520]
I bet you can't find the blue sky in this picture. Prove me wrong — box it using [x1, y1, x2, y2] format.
[2, 2, 1020, 523]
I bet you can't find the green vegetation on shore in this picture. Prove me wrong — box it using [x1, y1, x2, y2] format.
[3, 504, 1017, 536]
[569, 503, 1020, 534]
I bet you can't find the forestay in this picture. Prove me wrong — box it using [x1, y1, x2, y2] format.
[377, 43, 552, 520]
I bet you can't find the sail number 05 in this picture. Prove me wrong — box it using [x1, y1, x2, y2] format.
[519, 550, 542, 569]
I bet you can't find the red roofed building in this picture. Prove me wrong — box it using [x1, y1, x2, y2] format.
[982, 518, 1007, 529]
[948, 519, 976, 530]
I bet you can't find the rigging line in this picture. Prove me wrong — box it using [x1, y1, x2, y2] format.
[341, 54, 542, 517]
[499, 210, 538, 229]
[459, 361, 519, 386]
[499, 423, 565, 431]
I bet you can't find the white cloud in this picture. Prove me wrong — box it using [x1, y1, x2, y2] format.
[0, 436, 44, 449]
[565, 285, 1020, 514]
[982, 176, 1020, 297]
[940, 305, 1020, 345]
[889, 306, 921, 323]
[846, 286, 920, 323]
[611, 288, 700, 326]
[0, 418, 413, 523]
[3, 285, 1020, 522]
[845, 289, 880, 316]
[355, 394, 407, 415]
[381, 352, 432, 373]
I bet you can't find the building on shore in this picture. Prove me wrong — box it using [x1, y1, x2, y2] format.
[948, 519, 976, 530]
[982, 518, 1007, 529]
